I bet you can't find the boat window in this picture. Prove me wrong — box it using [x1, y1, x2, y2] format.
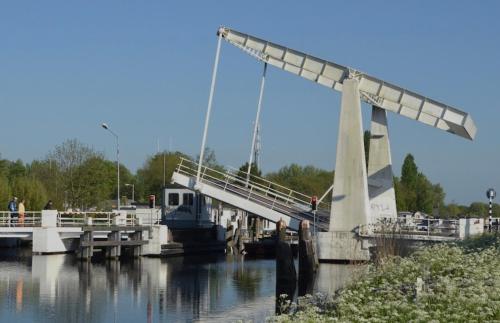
[182, 193, 194, 206]
[168, 193, 179, 206]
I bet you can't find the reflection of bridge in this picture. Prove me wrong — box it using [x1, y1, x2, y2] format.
[0, 211, 166, 256]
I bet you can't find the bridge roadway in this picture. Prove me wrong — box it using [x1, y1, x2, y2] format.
[172, 160, 480, 242]
[172, 158, 330, 232]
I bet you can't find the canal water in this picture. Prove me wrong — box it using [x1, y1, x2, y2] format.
[0, 249, 364, 322]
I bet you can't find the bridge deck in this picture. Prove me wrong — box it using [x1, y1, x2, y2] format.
[172, 158, 330, 231]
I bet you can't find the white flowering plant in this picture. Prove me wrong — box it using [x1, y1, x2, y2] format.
[270, 234, 500, 322]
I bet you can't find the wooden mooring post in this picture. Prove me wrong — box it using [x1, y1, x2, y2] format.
[225, 219, 234, 254]
[232, 218, 245, 255]
[78, 226, 149, 260]
[298, 220, 318, 296]
[79, 230, 94, 260]
[275, 219, 296, 314]
[130, 230, 143, 257]
[105, 230, 121, 259]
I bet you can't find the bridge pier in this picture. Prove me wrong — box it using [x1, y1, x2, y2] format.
[105, 230, 121, 259]
[78, 230, 94, 260]
[318, 78, 371, 262]
[32, 227, 75, 254]
[368, 106, 397, 222]
[141, 225, 168, 256]
[130, 230, 143, 257]
[33, 210, 74, 254]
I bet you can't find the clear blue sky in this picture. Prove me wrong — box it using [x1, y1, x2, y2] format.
[1, 1, 499, 204]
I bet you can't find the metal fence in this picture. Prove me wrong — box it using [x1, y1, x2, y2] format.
[0, 212, 42, 227]
[359, 217, 460, 238]
[0, 211, 137, 227]
[57, 212, 137, 227]
[175, 158, 330, 230]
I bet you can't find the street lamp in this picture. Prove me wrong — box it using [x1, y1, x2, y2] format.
[125, 183, 134, 204]
[102, 123, 120, 211]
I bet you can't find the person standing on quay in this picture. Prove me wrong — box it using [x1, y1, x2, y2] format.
[44, 200, 53, 210]
[7, 197, 18, 225]
[18, 199, 25, 226]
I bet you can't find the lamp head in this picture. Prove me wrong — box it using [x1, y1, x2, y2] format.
[101, 123, 109, 130]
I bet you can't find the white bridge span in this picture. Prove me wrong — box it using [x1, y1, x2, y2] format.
[172, 158, 330, 232]
[171, 159, 481, 242]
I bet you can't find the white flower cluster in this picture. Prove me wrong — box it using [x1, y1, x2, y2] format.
[270, 234, 500, 322]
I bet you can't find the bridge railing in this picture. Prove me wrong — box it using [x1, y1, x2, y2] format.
[177, 158, 330, 212]
[227, 165, 331, 212]
[175, 158, 330, 229]
[359, 217, 460, 238]
[0, 212, 43, 227]
[57, 212, 137, 227]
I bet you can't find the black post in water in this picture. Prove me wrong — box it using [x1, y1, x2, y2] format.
[275, 219, 296, 314]
[298, 220, 318, 296]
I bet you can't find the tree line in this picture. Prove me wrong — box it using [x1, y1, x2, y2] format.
[0, 138, 497, 218]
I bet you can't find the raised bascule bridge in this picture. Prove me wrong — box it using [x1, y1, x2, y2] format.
[171, 26, 477, 261]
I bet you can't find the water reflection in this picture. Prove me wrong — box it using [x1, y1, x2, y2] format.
[0, 249, 366, 322]
[0, 251, 277, 322]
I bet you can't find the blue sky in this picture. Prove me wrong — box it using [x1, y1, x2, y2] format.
[0, 1, 499, 204]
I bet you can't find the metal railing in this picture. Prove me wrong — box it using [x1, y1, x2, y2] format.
[175, 158, 330, 230]
[0, 211, 138, 228]
[0, 212, 42, 227]
[57, 212, 137, 227]
[359, 217, 460, 238]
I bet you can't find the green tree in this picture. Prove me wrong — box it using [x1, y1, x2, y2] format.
[10, 177, 48, 210]
[492, 203, 500, 217]
[29, 159, 63, 208]
[238, 162, 262, 178]
[71, 157, 133, 210]
[432, 184, 446, 214]
[394, 177, 406, 211]
[48, 139, 102, 208]
[0, 156, 9, 178]
[0, 176, 11, 210]
[468, 202, 488, 217]
[415, 173, 433, 213]
[266, 164, 334, 201]
[197, 147, 225, 174]
[400, 154, 419, 211]
[136, 151, 189, 202]
[8, 159, 27, 182]
[401, 154, 418, 190]
[395, 154, 445, 214]
[441, 203, 460, 218]
[236, 162, 263, 186]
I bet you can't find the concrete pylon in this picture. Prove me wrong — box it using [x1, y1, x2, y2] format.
[368, 106, 398, 222]
[317, 78, 371, 261]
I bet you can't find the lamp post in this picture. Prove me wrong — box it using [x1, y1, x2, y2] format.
[125, 183, 134, 204]
[102, 123, 120, 211]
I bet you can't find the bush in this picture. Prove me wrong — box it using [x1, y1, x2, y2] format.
[271, 234, 500, 322]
